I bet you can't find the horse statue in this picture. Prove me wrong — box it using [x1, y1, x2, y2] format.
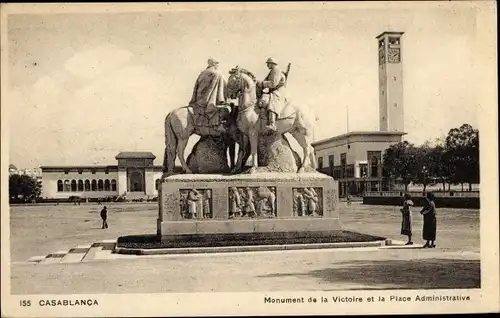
[162, 105, 239, 175]
[226, 67, 317, 174]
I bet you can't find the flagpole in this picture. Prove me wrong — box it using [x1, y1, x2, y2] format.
[346, 105, 349, 133]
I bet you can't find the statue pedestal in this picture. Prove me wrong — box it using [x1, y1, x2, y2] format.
[157, 172, 340, 245]
[257, 133, 301, 172]
[186, 136, 230, 174]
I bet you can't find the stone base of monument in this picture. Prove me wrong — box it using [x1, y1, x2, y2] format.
[156, 172, 341, 246]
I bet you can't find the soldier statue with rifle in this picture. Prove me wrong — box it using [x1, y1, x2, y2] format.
[256, 58, 291, 133]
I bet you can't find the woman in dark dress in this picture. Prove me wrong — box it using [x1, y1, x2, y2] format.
[420, 192, 437, 248]
[400, 193, 414, 245]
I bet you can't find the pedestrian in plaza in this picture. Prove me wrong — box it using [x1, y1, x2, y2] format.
[400, 193, 414, 245]
[100, 206, 108, 229]
[420, 192, 437, 248]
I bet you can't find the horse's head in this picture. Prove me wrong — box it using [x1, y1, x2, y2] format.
[227, 66, 257, 100]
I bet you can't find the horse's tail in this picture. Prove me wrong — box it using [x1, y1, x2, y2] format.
[163, 112, 178, 173]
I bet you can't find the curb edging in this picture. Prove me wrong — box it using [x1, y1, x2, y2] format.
[30, 240, 117, 264]
[115, 239, 390, 256]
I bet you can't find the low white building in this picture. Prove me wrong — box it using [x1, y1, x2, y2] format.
[9, 165, 42, 181]
[40, 152, 163, 200]
[313, 131, 405, 197]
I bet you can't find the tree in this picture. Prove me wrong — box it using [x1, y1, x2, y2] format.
[9, 174, 41, 202]
[427, 145, 454, 191]
[445, 124, 479, 191]
[413, 145, 436, 192]
[383, 141, 419, 192]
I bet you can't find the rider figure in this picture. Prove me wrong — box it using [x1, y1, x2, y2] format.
[189, 58, 227, 133]
[257, 57, 286, 133]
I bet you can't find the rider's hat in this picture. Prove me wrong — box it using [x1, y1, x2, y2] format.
[266, 57, 278, 65]
[207, 58, 219, 66]
[229, 66, 240, 74]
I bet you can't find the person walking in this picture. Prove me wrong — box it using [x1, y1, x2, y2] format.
[100, 206, 108, 229]
[400, 193, 414, 245]
[420, 192, 437, 248]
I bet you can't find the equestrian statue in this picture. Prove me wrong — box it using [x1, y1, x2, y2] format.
[162, 57, 317, 176]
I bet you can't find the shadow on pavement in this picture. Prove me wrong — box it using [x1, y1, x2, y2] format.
[258, 258, 480, 290]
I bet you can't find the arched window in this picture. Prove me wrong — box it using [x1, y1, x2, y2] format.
[91, 180, 97, 191]
[371, 157, 379, 177]
[111, 179, 117, 191]
[155, 179, 161, 190]
[71, 180, 77, 192]
[77, 180, 84, 191]
[84, 180, 90, 191]
[98, 180, 104, 191]
[57, 180, 63, 192]
[104, 179, 110, 191]
[64, 180, 70, 192]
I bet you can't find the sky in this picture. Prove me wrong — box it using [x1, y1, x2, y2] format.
[5, 2, 481, 168]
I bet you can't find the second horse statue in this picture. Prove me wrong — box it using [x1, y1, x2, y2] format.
[162, 59, 317, 177]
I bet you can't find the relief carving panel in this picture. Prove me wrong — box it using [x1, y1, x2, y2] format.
[292, 187, 323, 217]
[228, 186, 276, 218]
[179, 189, 213, 219]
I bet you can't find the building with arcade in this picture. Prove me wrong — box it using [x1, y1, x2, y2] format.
[40, 152, 164, 200]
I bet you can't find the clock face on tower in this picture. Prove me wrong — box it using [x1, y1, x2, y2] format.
[388, 48, 401, 63]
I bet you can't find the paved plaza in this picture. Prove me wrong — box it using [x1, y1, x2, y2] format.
[9, 202, 480, 294]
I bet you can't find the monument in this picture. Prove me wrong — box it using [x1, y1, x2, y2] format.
[157, 58, 340, 246]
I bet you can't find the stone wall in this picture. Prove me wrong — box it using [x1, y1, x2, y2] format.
[362, 196, 480, 209]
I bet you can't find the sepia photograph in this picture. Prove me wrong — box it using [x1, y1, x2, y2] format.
[1, 1, 498, 317]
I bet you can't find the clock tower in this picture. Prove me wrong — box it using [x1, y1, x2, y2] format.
[377, 31, 404, 132]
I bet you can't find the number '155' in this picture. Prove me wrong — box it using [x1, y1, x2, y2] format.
[20, 300, 31, 306]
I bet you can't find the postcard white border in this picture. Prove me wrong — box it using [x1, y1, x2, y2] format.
[1, 1, 498, 317]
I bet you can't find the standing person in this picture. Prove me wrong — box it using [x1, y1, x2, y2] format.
[420, 192, 437, 248]
[100, 206, 108, 229]
[400, 193, 414, 245]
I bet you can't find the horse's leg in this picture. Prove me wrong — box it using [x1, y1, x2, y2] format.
[163, 114, 178, 176]
[169, 107, 195, 174]
[231, 133, 248, 174]
[291, 129, 312, 173]
[233, 137, 251, 173]
[248, 127, 259, 173]
[309, 147, 317, 170]
[162, 145, 175, 176]
[301, 113, 317, 170]
[222, 134, 232, 169]
[176, 138, 192, 174]
[228, 137, 236, 169]
[241, 141, 251, 171]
